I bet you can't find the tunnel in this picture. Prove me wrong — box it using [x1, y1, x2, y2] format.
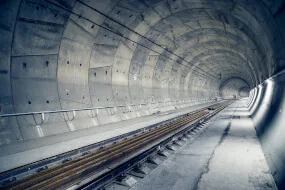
[0, 0, 285, 189]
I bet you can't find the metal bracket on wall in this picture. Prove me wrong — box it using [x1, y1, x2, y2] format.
[32, 112, 45, 126]
[106, 107, 116, 115]
[121, 106, 129, 113]
[61, 110, 76, 122]
[89, 109, 98, 118]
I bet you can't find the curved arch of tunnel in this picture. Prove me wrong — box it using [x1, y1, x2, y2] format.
[0, 0, 284, 132]
[0, 2, 280, 114]
[1, 0, 285, 186]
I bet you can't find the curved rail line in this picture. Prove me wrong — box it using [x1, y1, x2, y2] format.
[0, 100, 233, 190]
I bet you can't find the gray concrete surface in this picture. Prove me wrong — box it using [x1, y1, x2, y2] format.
[1, 0, 285, 188]
[250, 73, 285, 188]
[132, 99, 277, 190]
[1, 0, 285, 146]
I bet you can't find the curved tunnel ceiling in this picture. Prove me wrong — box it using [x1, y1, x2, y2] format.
[1, 0, 285, 144]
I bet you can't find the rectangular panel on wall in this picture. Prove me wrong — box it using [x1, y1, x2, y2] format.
[89, 67, 121, 124]
[57, 38, 92, 109]
[112, 41, 141, 119]
[11, 55, 69, 140]
[89, 67, 113, 106]
[57, 35, 96, 130]
[11, 55, 60, 112]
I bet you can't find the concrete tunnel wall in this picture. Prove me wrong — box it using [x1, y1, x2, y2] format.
[0, 0, 285, 186]
[248, 71, 285, 189]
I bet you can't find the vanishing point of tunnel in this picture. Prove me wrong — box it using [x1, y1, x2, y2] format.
[0, 0, 285, 189]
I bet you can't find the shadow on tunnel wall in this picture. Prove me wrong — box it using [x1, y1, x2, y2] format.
[251, 74, 285, 189]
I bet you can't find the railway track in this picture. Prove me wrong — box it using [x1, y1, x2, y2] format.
[0, 100, 233, 190]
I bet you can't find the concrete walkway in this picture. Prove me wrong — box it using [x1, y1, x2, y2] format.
[132, 99, 277, 190]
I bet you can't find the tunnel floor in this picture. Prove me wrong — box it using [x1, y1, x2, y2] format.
[118, 99, 277, 190]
